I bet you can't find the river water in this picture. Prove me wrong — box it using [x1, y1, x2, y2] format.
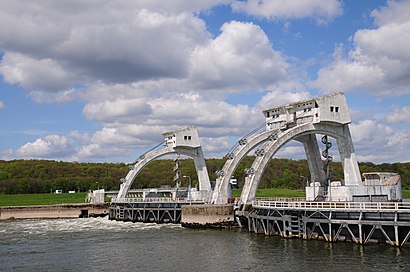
[0, 217, 408, 272]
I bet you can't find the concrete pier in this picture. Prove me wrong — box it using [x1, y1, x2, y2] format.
[0, 203, 109, 220]
[181, 204, 235, 228]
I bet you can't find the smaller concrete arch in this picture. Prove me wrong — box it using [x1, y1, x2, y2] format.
[116, 127, 211, 199]
[211, 128, 280, 203]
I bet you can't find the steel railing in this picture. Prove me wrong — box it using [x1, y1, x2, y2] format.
[111, 197, 208, 204]
[252, 199, 410, 212]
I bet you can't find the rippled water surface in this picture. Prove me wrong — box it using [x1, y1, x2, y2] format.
[0, 218, 409, 272]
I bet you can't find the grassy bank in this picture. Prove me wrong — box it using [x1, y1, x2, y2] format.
[0, 193, 87, 206]
[231, 188, 305, 198]
[1, 189, 409, 206]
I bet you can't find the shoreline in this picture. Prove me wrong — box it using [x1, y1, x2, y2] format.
[0, 203, 109, 221]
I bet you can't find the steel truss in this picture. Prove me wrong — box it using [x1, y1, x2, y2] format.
[245, 206, 410, 247]
[109, 202, 204, 224]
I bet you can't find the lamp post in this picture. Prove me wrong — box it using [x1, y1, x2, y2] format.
[300, 175, 309, 187]
[183, 175, 191, 201]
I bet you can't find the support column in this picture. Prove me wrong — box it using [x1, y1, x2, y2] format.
[336, 125, 362, 186]
[301, 134, 326, 185]
[192, 149, 212, 192]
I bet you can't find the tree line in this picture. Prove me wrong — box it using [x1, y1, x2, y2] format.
[0, 158, 409, 194]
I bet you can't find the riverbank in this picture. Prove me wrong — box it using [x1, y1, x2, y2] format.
[0, 203, 109, 220]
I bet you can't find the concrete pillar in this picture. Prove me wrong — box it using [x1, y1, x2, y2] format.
[192, 149, 212, 192]
[336, 125, 362, 186]
[301, 134, 326, 185]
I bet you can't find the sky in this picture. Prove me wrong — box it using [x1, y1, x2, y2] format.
[1, 0, 410, 164]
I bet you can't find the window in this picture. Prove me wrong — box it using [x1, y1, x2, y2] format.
[266, 112, 270, 117]
[335, 107, 339, 113]
[184, 135, 192, 140]
[330, 106, 334, 112]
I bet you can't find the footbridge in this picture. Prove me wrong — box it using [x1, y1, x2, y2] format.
[116, 126, 211, 200]
[212, 92, 401, 205]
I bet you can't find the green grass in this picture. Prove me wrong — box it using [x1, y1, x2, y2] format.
[1, 189, 408, 207]
[0, 193, 88, 207]
[232, 188, 305, 198]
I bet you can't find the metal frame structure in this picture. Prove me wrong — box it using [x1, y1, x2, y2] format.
[246, 199, 410, 247]
[109, 198, 206, 223]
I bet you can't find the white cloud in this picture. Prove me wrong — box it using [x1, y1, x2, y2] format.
[0, 2, 211, 93]
[350, 120, 410, 163]
[386, 106, 410, 123]
[8, 0, 404, 165]
[256, 87, 310, 111]
[15, 135, 73, 159]
[201, 136, 231, 154]
[312, 1, 410, 95]
[231, 0, 343, 23]
[83, 98, 153, 123]
[0, 53, 74, 92]
[189, 21, 289, 91]
[371, 0, 410, 26]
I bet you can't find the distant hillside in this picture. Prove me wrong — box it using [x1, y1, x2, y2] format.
[0, 158, 409, 194]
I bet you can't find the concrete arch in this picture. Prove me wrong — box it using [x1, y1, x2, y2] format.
[117, 146, 173, 199]
[117, 127, 211, 199]
[211, 129, 280, 203]
[212, 122, 361, 204]
[239, 134, 322, 207]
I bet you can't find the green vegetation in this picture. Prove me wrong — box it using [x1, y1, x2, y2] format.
[0, 158, 409, 196]
[0, 192, 87, 206]
[403, 190, 410, 199]
[231, 188, 305, 198]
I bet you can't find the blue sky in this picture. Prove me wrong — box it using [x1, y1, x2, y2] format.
[0, 0, 410, 163]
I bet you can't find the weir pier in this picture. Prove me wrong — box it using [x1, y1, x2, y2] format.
[108, 92, 410, 246]
[243, 199, 410, 246]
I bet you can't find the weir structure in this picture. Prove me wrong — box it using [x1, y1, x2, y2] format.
[116, 126, 211, 200]
[110, 126, 211, 222]
[212, 92, 401, 205]
[109, 93, 409, 246]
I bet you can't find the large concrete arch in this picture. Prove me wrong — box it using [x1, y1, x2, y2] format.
[212, 93, 361, 204]
[239, 122, 361, 206]
[116, 127, 211, 199]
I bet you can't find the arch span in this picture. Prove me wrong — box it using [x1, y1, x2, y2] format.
[239, 122, 361, 205]
[212, 122, 361, 204]
[116, 127, 211, 199]
[211, 129, 280, 203]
